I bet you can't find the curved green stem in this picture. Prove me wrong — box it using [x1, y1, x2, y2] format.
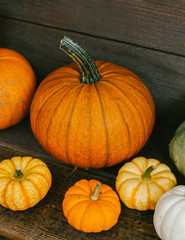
[14, 166, 24, 179]
[91, 183, 101, 200]
[142, 165, 156, 181]
[59, 36, 101, 84]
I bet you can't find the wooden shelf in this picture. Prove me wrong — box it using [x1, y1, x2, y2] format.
[0, 116, 183, 239]
[0, 1, 185, 239]
[0, 142, 159, 240]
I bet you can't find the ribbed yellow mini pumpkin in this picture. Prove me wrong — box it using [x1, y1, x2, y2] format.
[116, 156, 177, 211]
[0, 156, 52, 211]
[62, 179, 121, 233]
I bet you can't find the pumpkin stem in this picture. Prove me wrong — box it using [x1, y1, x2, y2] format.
[14, 166, 24, 179]
[90, 183, 101, 200]
[59, 36, 101, 84]
[142, 165, 156, 181]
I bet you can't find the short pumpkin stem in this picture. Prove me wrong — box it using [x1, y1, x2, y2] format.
[59, 36, 101, 84]
[142, 165, 156, 181]
[91, 183, 101, 200]
[14, 166, 24, 179]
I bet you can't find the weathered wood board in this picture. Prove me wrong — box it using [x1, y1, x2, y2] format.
[0, 0, 185, 239]
[0, 145, 159, 240]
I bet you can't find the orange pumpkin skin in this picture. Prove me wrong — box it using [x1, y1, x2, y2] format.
[62, 179, 121, 233]
[0, 48, 36, 129]
[30, 37, 155, 169]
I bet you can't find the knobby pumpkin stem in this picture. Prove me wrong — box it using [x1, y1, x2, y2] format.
[14, 166, 24, 179]
[142, 165, 156, 181]
[91, 183, 101, 200]
[59, 36, 101, 84]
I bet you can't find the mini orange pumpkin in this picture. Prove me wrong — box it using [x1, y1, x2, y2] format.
[0, 156, 52, 210]
[0, 48, 36, 129]
[62, 179, 121, 233]
[30, 36, 155, 169]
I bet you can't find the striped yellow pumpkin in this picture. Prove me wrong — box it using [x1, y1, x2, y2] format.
[0, 156, 52, 210]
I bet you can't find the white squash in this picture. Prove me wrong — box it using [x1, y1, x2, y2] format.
[153, 185, 185, 240]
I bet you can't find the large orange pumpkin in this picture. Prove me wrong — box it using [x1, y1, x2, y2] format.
[0, 48, 36, 129]
[30, 36, 155, 169]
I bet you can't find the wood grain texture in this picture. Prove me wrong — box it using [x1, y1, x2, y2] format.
[1, 0, 185, 55]
[0, 145, 160, 240]
[0, 17, 184, 184]
[0, 17, 185, 127]
[0, 1, 184, 239]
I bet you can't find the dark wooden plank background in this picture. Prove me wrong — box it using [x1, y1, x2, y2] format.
[1, 0, 185, 55]
[1, 0, 185, 126]
[0, 17, 184, 126]
[0, 1, 185, 239]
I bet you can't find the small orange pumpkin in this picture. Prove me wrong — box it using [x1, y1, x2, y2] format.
[30, 36, 155, 169]
[62, 179, 121, 233]
[0, 48, 36, 129]
[0, 156, 52, 211]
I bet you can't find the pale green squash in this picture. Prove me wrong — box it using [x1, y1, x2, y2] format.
[169, 121, 185, 176]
